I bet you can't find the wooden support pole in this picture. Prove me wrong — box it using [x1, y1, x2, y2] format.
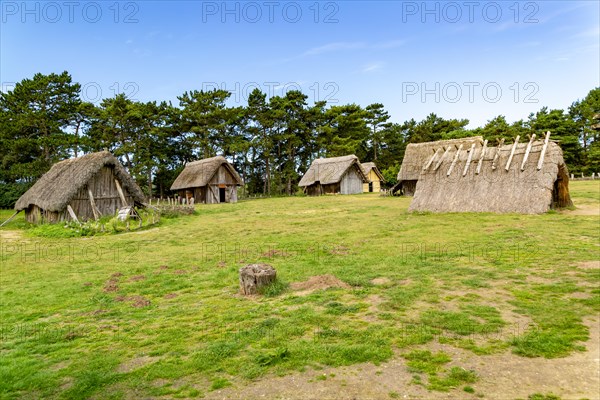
[423, 148, 441, 171]
[521, 134, 536, 171]
[537, 131, 551, 170]
[0, 211, 20, 228]
[462, 143, 476, 176]
[114, 179, 128, 206]
[434, 146, 452, 171]
[476, 139, 488, 175]
[491, 138, 505, 170]
[447, 144, 463, 176]
[66, 205, 80, 223]
[88, 188, 100, 221]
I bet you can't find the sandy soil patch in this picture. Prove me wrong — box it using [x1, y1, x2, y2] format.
[290, 275, 351, 296]
[205, 318, 600, 400]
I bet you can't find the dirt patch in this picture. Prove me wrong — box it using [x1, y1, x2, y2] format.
[117, 355, 158, 373]
[572, 292, 592, 299]
[205, 318, 600, 400]
[578, 260, 600, 270]
[83, 282, 93, 287]
[217, 261, 226, 268]
[158, 265, 169, 270]
[129, 275, 146, 282]
[370, 277, 391, 286]
[115, 295, 151, 308]
[562, 203, 600, 216]
[290, 275, 351, 295]
[110, 272, 123, 278]
[103, 279, 119, 293]
[164, 293, 178, 299]
[173, 269, 187, 275]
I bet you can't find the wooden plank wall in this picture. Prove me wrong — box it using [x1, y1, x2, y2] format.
[340, 167, 363, 194]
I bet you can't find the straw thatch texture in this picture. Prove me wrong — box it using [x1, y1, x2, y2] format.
[15, 151, 145, 213]
[361, 162, 385, 181]
[397, 136, 484, 182]
[409, 139, 572, 214]
[299, 155, 367, 187]
[170, 156, 243, 191]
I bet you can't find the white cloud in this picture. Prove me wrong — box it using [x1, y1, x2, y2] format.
[302, 42, 366, 57]
[362, 62, 384, 73]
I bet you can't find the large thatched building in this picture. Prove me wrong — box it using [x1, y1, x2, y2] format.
[170, 156, 243, 204]
[15, 151, 145, 223]
[361, 162, 385, 192]
[408, 133, 573, 214]
[299, 155, 368, 196]
[394, 137, 483, 195]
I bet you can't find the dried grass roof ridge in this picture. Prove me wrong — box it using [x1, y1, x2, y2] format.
[298, 155, 369, 187]
[170, 156, 243, 190]
[15, 151, 146, 212]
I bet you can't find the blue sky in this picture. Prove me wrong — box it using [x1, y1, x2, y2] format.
[1, 0, 598, 127]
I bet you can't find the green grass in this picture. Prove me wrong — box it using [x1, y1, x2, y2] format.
[0, 181, 598, 398]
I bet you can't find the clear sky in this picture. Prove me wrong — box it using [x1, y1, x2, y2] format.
[1, 0, 598, 127]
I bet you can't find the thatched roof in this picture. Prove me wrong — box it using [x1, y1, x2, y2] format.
[15, 151, 145, 212]
[398, 137, 484, 181]
[170, 156, 243, 190]
[299, 155, 368, 187]
[409, 138, 572, 214]
[361, 162, 385, 182]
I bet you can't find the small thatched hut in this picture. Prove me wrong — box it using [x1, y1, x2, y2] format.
[361, 162, 385, 192]
[394, 137, 483, 195]
[15, 151, 145, 223]
[408, 133, 573, 214]
[170, 156, 243, 204]
[299, 155, 368, 196]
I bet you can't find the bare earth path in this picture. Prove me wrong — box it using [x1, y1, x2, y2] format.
[206, 318, 600, 400]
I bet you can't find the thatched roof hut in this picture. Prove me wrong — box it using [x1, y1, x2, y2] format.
[408, 133, 572, 214]
[361, 162, 385, 193]
[15, 151, 145, 223]
[170, 156, 243, 204]
[299, 155, 368, 196]
[394, 137, 483, 195]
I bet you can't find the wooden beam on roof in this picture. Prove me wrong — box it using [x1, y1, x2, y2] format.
[434, 146, 452, 171]
[476, 139, 488, 175]
[447, 144, 463, 176]
[462, 143, 476, 176]
[423, 148, 441, 171]
[505, 136, 520, 171]
[521, 134, 536, 171]
[491, 138, 505, 170]
[537, 131, 551, 170]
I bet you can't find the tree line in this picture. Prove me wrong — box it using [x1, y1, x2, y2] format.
[1, 71, 598, 207]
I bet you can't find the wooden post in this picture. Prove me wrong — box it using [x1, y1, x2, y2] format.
[423, 148, 441, 171]
[491, 138, 505, 170]
[88, 188, 100, 221]
[66, 205, 80, 223]
[462, 143, 476, 176]
[239, 264, 277, 295]
[447, 144, 463, 176]
[505, 136, 520, 171]
[114, 179, 128, 206]
[476, 139, 488, 175]
[0, 211, 20, 228]
[537, 131, 551, 170]
[434, 146, 452, 171]
[520, 134, 536, 171]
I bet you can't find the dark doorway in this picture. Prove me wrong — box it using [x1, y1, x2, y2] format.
[219, 187, 226, 203]
[369, 182, 373, 192]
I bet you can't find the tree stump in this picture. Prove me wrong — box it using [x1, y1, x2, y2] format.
[239, 264, 276, 295]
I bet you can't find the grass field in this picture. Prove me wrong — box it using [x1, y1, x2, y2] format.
[1, 181, 599, 399]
